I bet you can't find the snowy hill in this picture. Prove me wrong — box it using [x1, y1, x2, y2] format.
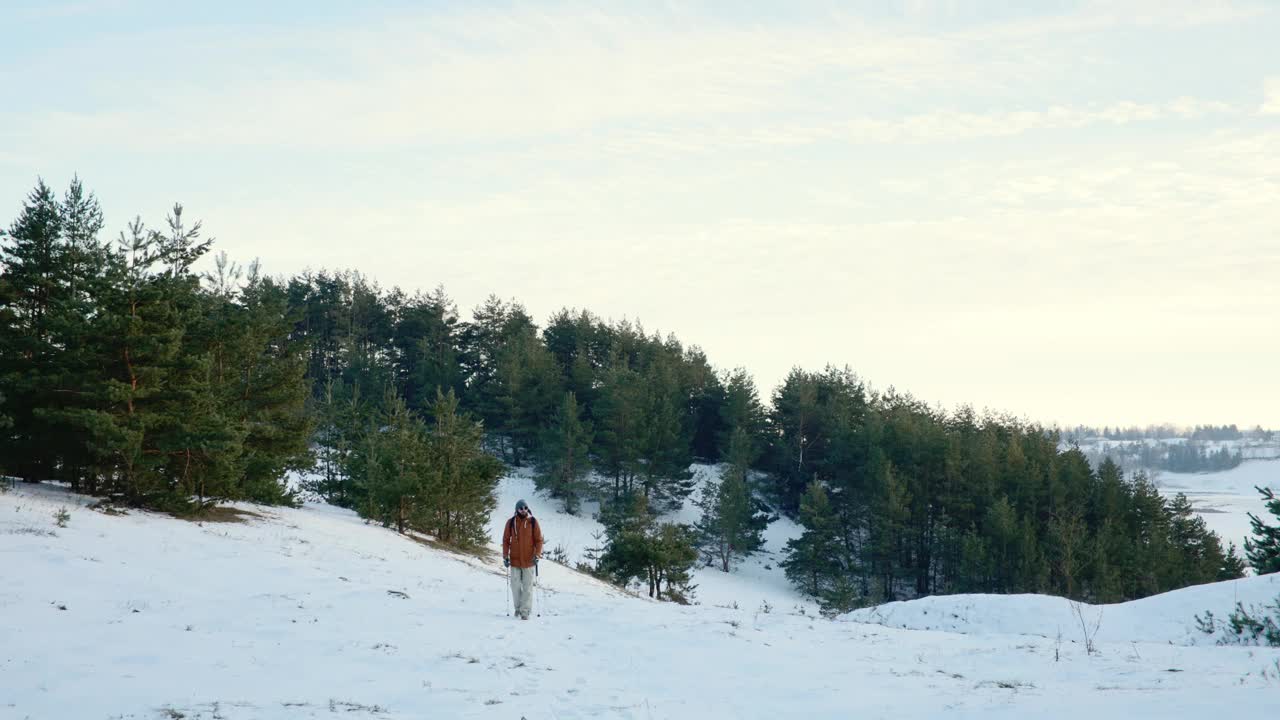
[843, 574, 1280, 645]
[3, 482, 1279, 719]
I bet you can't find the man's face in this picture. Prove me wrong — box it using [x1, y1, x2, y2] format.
[517, 506, 529, 517]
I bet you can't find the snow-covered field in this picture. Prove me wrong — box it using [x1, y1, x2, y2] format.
[1154, 459, 1280, 552]
[3, 481, 1279, 719]
[844, 574, 1280, 645]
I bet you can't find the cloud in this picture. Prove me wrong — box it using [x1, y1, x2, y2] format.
[9, 0, 1254, 164]
[12, 9, 969, 151]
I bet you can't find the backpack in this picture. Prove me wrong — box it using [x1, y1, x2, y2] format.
[506, 515, 538, 538]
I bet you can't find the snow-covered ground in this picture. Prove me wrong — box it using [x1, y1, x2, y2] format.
[1154, 459, 1280, 552]
[844, 574, 1280, 645]
[3, 482, 1280, 719]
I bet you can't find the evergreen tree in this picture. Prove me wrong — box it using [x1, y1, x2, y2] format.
[308, 376, 372, 507]
[541, 308, 606, 415]
[458, 295, 536, 456]
[696, 427, 771, 571]
[598, 492, 655, 589]
[1166, 493, 1228, 587]
[421, 389, 505, 546]
[214, 267, 313, 503]
[44, 178, 110, 490]
[1220, 542, 1248, 580]
[391, 286, 463, 414]
[718, 367, 766, 460]
[495, 326, 562, 466]
[598, 492, 698, 602]
[635, 354, 695, 509]
[534, 391, 594, 514]
[0, 179, 65, 482]
[353, 389, 501, 547]
[1245, 486, 1280, 575]
[781, 480, 843, 603]
[79, 211, 212, 508]
[595, 359, 645, 498]
[868, 460, 910, 600]
[767, 370, 822, 513]
[355, 393, 433, 534]
[647, 521, 699, 602]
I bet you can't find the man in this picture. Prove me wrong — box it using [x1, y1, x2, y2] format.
[502, 499, 543, 620]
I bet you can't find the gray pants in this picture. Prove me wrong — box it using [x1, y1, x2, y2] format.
[510, 566, 535, 618]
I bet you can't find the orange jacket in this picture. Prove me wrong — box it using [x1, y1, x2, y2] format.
[502, 514, 543, 569]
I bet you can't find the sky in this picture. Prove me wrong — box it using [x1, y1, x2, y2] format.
[1, 0, 1277, 429]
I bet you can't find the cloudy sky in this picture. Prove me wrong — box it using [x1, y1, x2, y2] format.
[2, 0, 1277, 428]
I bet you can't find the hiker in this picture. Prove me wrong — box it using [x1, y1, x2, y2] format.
[502, 499, 543, 620]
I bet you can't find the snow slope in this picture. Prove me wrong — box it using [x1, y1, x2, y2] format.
[3, 483, 1279, 719]
[843, 574, 1280, 645]
[1155, 458, 1280, 551]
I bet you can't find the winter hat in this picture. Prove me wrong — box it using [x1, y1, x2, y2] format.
[515, 499, 529, 512]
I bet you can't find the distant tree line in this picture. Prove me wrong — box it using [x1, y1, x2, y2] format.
[1158, 444, 1243, 473]
[1077, 440, 1244, 475]
[0, 178, 1245, 602]
[1065, 423, 1274, 443]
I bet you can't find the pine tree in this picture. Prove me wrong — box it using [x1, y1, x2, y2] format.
[1049, 509, 1087, 599]
[352, 388, 501, 547]
[1165, 493, 1230, 587]
[534, 391, 593, 514]
[718, 368, 766, 459]
[598, 492, 698, 602]
[391, 287, 463, 414]
[767, 370, 822, 513]
[308, 376, 371, 507]
[81, 214, 205, 507]
[1220, 542, 1248, 580]
[595, 360, 645, 499]
[213, 266, 313, 503]
[868, 460, 910, 600]
[0, 179, 65, 482]
[1245, 486, 1280, 575]
[782, 480, 842, 602]
[495, 327, 562, 466]
[356, 394, 433, 534]
[458, 295, 536, 457]
[420, 389, 504, 547]
[648, 522, 699, 603]
[598, 492, 657, 589]
[635, 354, 695, 509]
[44, 178, 110, 490]
[696, 427, 771, 572]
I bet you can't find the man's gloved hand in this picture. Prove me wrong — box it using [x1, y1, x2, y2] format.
[503, 557, 510, 568]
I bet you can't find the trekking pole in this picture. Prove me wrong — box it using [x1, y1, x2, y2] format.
[505, 564, 513, 617]
[535, 560, 541, 618]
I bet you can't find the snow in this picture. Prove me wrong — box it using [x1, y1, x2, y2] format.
[3, 481, 1280, 719]
[843, 574, 1280, 645]
[1155, 458, 1280, 552]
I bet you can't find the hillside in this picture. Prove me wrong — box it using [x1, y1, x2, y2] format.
[3, 482, 1279, 719]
